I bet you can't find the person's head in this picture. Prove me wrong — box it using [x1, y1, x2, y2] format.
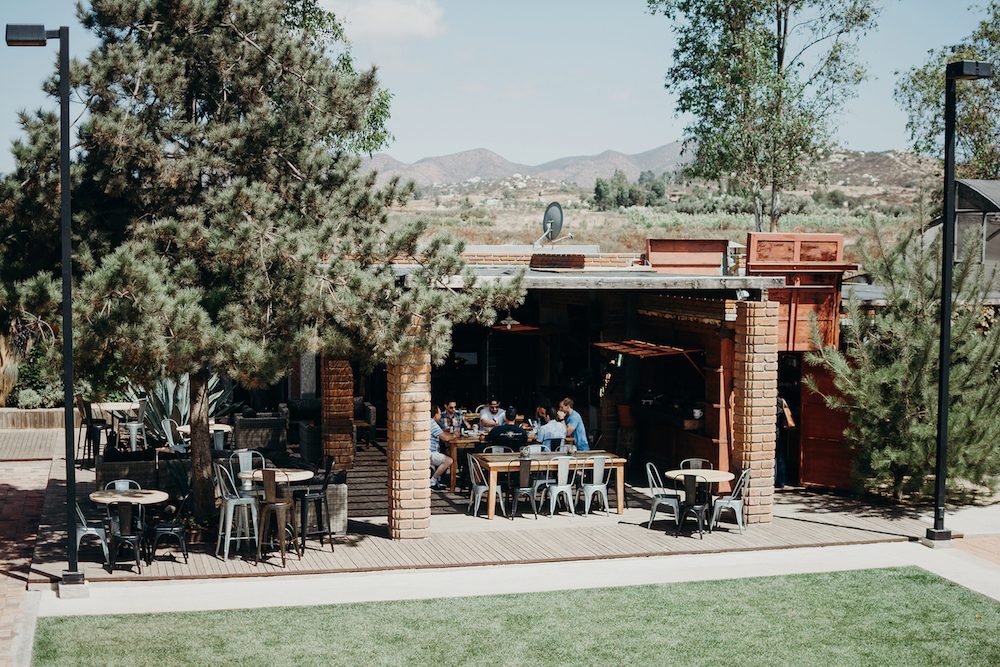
[546, 407, 561, 422]
[445, 401, 457, 415]
[506, 407, 517, 424]
[431, 405, 441, 421]
[559, 397, 574, 414]
[535, 405, 546, 420]
[487, 399, 500, 414]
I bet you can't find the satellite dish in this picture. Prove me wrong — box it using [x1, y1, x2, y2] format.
[542, 202, 563, 241]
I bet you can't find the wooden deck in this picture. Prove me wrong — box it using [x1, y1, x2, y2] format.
[26, 435, 936, 590]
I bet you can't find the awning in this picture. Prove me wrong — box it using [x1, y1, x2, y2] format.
[593, 340, 704, 375]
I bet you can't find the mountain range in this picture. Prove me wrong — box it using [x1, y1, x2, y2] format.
[362, 143, 688, 189]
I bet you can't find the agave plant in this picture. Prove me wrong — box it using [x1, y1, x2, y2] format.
[125, 374, 240, 446]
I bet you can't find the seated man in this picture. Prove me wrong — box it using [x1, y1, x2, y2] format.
[483, 406, 527, 451]
[478, 400, 506, 434]
[535, 407, 567, 452]
[439, 400, 463, 434]
[429, 405, 456, 489]
[560, 397, 590, 451]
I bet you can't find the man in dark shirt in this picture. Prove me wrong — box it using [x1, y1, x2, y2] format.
[482, 406, 527, 451]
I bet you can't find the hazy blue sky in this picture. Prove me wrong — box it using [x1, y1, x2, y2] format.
[0, 0, 989, 173]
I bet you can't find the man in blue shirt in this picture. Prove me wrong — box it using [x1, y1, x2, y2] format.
[559, 397, 589, 451]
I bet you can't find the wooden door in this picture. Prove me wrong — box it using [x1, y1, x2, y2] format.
[799, 364, 853, 489]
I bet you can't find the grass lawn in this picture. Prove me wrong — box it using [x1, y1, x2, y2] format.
[33, 567, 1000, 667]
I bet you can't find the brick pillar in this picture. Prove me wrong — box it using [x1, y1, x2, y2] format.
[386, 351, 432, 539]
[320, 357, 355, 471]
[732, 300, 778, 524]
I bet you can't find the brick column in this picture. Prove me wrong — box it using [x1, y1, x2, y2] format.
[732, 300, 778, 524]
[386, 351, 432, 539]
[320, 357, 355, 471]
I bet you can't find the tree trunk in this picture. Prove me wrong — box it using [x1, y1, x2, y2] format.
[0, 336, 16, 407]
[770, 189, 781, 232]
[189, 367, 214, 521]
[754, 196, 764, 232]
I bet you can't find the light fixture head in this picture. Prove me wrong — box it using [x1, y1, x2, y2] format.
[500, 315, 519, 330]
[6, 24, 48, 46]
[946, 60, 993, 81]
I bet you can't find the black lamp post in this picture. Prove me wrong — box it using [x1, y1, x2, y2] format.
[5, 24, 82, 583]
[927, 60, 993, 543]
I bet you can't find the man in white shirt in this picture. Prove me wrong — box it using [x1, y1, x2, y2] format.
[478, 400, 505, 434]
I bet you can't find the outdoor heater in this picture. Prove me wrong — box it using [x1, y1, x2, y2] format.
[928, 60, 993, 543]
[5, 24, 82, 585]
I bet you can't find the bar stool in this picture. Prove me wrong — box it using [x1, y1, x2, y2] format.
[255, 469, 301, 567]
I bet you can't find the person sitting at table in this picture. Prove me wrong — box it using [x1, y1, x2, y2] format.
[559, 397, 590, 451]
[478, 399, 506, 434]
[439, 400, 463, 434]
[429, 405, 456, 490]
[483, 407, 528, 451]
[535, 407, 567, 452]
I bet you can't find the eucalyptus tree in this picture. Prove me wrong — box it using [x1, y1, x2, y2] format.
[894, 1, 1000, 181]
[648, 0, 882, 230]
[0, 0, 523, 517]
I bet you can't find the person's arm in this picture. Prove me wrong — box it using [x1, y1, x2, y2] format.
[563, 412, 577, 436]
[780, 398, 796, 428]
[438, 428, 457, 443]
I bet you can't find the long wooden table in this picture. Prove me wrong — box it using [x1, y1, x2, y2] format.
[471, 450, 627, 519]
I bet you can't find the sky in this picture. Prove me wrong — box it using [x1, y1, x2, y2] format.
[0, 0, 990, 173]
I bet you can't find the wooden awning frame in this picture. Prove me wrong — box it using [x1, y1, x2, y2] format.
[594, 340, 704, 376]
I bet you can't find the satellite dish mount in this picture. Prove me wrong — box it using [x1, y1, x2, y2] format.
[533, 202, 574, 247]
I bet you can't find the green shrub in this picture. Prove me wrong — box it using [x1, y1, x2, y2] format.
[16, 388, 43, 409]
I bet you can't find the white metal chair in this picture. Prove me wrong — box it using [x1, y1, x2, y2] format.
[646, 462, 682, 529]
[542, 455, 579, 516]
[468, 455, 506, 518]
[120, 398, 148, 451]
[75, 503, 109, 566]
[680, 458, 713, 469]
[482, 445, 513, 454]
[229, 449, 267, 499]
[214, 463, 259, 560]
[710, 468, 749, 534]
[509, 457, 540, 519]
[579, 455, 613, 516]
[162, 418, 189, 454]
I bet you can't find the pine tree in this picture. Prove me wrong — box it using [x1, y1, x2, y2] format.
[0, 0, 523, 517]
[805, 218, 1000, 499]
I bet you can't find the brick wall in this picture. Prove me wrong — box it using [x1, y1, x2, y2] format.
[386, 352, 433, 539]
[731, 300, 778, 524]
[319, 358, 355, 471]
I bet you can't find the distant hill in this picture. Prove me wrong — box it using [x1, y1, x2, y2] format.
[363, 143, 938, 192]
[363, 142, 688, 189]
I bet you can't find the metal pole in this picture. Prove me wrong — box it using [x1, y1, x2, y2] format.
[57, 25, 82, 581]
[928, 73, 956, 542]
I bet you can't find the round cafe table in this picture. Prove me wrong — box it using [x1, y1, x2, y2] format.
[237, 468, 314, 484]
[663, 469, 735, 484]
[89, 489, 169, 536]
[177, 422, 233, 450]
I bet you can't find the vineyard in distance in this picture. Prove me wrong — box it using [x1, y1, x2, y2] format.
[376, 146, 940, 262]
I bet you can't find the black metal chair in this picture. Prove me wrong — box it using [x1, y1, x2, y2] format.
[676, 473, 711, 539]
[294, 456, 335, 552]
[148, 457, 191, 564]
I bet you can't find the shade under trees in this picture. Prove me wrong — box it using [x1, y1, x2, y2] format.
[805, 218, 1000, 499]
[647, 0, 882, 231]
[0, 0, 523, 518]
[894, 1, 1000, 181]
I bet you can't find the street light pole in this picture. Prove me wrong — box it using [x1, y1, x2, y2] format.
[927, 60, 993, 543]
[5, 24, 82, 584]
